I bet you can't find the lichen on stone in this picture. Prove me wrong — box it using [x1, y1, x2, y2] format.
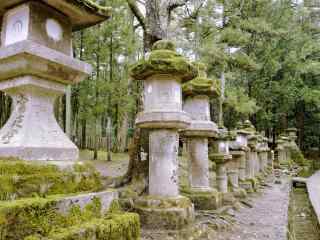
[130, 40, 198, 82]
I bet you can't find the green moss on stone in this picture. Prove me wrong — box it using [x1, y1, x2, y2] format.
[134, 195, 194, 230]
[130, 40, 198, 82]
[0, 195, 140, 240]
[181, 188, 221, 210]
[0, 160, 103, 201]
[46, 213, 140, 240]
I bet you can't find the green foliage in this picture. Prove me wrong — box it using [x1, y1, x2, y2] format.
[225, 86, 259, 117]
[220, 28, 250, 46]
[291, 149, 308, 166]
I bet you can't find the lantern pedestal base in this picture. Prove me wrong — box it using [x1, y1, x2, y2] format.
[0, 77, 78, 162]
[182, 188, 222, 210]
[134, 195, 194, 230]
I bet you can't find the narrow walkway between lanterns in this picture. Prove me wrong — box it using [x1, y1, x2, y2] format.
[215, 176, 290, 240]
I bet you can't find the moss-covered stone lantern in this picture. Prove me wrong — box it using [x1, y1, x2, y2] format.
[180, 62, 221, 210]
[209, 127, 232, 201]
[256, 134, 264, 175]
[280, 134, 291, 163]
[130, 40, 197, 230]
[275, 138, 286, 167]
[0, 0, 111, 163]
[229, 124, 251, 198]
[243, 120, 259, 191]
[236, 122, 255, 192]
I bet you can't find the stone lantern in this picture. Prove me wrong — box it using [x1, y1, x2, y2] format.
[233, 123, 252, 192]
[262, 137, 270, 172]
[0, 0, 110, 163]
[247, 128, 259, 190]
[181, 62, 221, 210]
[275, 138, 286, 167]
[209, 127, 234, 204]
[130, 40, 197, 230]
[281, 135, 291, 163]
[286, 128, 299, 150]
[256, 134, 264, 175]
[230, 122, 251, 191]
[228, 130, 247, 198]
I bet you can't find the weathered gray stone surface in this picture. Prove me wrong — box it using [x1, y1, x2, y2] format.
[187, 137, 210, 190]
[57, 190, 119, 214]
[149, 129, 179, 197]
[0, 41, 91, 84]
[307, 170, 320, 224]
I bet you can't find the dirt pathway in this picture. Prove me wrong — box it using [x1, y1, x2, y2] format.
[216, 178, 290, 240]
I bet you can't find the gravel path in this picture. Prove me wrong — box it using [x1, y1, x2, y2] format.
[217, 178, 290, 240]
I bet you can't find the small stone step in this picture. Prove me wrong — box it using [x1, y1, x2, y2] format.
[57, 190, 118, 214]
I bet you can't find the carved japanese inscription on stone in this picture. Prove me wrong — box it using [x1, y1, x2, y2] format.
[4, 6, 29, 46]
[1, 94, 28, 144]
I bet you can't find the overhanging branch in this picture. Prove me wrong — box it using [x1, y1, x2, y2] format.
[126, 0, 147, 31]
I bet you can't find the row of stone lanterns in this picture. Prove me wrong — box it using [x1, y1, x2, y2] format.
[130, 40, 276, 231]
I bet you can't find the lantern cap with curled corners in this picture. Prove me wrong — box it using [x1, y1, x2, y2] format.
[0, 0, 111, 31]
[130, 40, 198, 83]
[182, 62, 220, 98]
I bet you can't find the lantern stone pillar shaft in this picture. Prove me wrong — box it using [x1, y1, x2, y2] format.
[247, 132, 259, 191]
[149, 129, 179, 196]
[131, 40, 197, 230]
[0, 1, 110, 163]
[187, 137, 210, 190]
[216, 159, 228, 193]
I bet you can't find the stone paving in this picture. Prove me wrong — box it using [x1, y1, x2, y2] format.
[216, 178, 290, 240]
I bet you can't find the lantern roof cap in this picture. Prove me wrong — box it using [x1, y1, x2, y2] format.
[0, 0, 111, 31]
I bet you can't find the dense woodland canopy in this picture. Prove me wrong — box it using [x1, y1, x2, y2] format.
[0, 0, 320, 156]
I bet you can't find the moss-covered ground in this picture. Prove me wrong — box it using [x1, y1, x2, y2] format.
[288, 187, 320, 240]
[0, 158, 140, 240]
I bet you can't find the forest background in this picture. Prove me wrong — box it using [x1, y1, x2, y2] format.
[1, 0, 319, 158]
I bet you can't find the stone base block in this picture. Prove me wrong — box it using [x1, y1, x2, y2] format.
[239, 180, 254, 193]
[256, 173, 266, 183]
[249, 178, 260, 191]
[182, 188, 222, 210]
[0, 146, 78, 162]
[222, 192, 237, 205]
[232, 188, 247, 199]
[134, 195, 194, 230]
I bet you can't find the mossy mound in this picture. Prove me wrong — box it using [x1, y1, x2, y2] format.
[182, 77, 220, 98]
[0, 196, 140, 240]
[134, 195, 194, 230]
[0, 159, 103, 201]
[130, 40, 198, 82]
[182, 61, 220, 97]
[181, 188, 221, 210]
